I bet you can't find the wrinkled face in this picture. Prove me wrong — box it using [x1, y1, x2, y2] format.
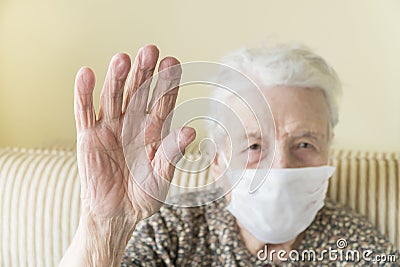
[265, 86, 330, 168]
[213, 86, 331, 174]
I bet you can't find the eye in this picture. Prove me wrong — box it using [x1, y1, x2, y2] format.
[249, 143, 261, 150]
[298, 142, 314, 149]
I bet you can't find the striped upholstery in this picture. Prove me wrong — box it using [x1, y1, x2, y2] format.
[0, 147, 399, 267]
[328, 150, 400, 250]
[0, 148, 80, 267]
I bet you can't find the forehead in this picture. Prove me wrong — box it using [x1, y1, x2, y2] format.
[227, 86, 329, 138]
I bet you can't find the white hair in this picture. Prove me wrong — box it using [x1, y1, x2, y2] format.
[207, 43, 342, 151]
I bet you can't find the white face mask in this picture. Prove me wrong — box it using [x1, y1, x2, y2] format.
[226, 166, 336, 244]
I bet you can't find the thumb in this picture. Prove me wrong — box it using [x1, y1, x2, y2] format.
[153, 127, 196, 183]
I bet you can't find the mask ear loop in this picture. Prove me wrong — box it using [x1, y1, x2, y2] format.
[220, 152, 229, 170]
[219, 151, 236, 192]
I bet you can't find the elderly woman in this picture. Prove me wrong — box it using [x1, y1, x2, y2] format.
[59, 44, 399, 266]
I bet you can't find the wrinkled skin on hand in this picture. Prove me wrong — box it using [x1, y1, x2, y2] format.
[74, 45, 196, 225]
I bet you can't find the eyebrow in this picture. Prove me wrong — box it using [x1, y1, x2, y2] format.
[242, 130, 326, 141]
[291, 131, 325, 140]
[244, 130, 262, 139]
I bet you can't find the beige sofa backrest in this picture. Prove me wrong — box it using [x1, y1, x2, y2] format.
[0, 147, 399, 267]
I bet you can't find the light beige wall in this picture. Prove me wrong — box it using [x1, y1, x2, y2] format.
[1, 0, 399, 151]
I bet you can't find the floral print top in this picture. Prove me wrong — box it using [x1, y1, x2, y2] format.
[122, 189, 399, 266]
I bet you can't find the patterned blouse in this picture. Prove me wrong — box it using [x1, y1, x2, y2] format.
[121, 189, 399, 266]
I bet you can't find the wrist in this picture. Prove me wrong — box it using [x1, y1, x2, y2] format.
[79, 211, 136, 266]
[60, 211, 137, 267]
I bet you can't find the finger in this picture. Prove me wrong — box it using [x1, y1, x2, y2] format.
[148, 57, 182, 132]
[122, 45, 159, 114]
[98, 53, 131, 122]
[152, 127, 196, 183]
[74, 67, 96, 131]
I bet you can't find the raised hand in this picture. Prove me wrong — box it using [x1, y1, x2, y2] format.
[75, 45, 195, 221]
[60, 45, 195, 267]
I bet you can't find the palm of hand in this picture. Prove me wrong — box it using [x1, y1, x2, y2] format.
[74, 46, 195, 223]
